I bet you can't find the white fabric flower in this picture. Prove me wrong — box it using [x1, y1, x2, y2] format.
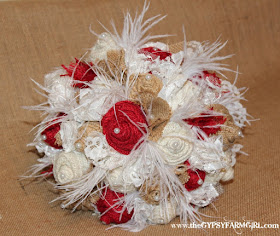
[53, 151, 91, 184]
[189, 182, 219, 207]
[157, 122, 194, 165]
[44, 69, 75, 109]
[84, 134, 126, 170]
[148, 201, 177, 224]
[73, 79, 124, 121]
[60, 121, 79, 153]
[158, 76, 200, 111]
[205, 167, 234, 183]
[105, 158, 144, 193]
[188, 137, 227, 172]
[184, 41, 203, 57]
[105, 166, 137, 193]
[88, 32, 119, 62]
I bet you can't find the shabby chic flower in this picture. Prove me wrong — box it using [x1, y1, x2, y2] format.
[101, 100, 148, 155]
[53, 151, 91, 184]
[157, 122, 194, 165]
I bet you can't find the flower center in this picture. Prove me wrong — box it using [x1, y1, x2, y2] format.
[114, 128, 120, 134]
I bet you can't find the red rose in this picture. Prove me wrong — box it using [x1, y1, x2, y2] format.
[101, 101, 148, 155]
[61, 59, 96, 88]
[184, 161, 206, 191]
[184, 108, 227, 138]
[41, 113, 66, 149]
[96, 188, 133, 224]
[194, 71, 222, 88]
[138, 47, 172, 61]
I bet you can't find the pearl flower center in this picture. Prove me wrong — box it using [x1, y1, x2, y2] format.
[114, 128, 120, 134]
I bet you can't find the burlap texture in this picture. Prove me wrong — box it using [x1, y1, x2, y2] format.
[0, 0, 279, 235]
[210, 104, 241, 150]
[75, 121, 101, 151]
[148, 97, 172, 142]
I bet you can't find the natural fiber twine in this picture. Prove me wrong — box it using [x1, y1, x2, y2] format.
[211, 104, 241, 150]
[54, 132, 62, 146]
[140, 178, 162, 205]
[59, 189, 100, 211]
[174, 164, 190, 184]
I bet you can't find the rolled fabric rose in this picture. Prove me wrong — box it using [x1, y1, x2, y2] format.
[41, 113, 66, 149]
[184, 161, 206, 191]
[105, 166, 137, 193]
[87, 32, 119, 62]
[96, 188, 133, 224]
[138, 46, 172, 61]
[147, 201, 177, 224]
[44, 69, 75, 109]
[53, 151, 91, 184]
[101, 101, 148, 155]
[157, 122, 194, 165]
[61, 59, 97, 88]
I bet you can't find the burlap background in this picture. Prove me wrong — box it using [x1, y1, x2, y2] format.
[0, 0, 279, 235]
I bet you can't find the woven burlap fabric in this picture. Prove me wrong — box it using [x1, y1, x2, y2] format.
[0, 0, 279, 235]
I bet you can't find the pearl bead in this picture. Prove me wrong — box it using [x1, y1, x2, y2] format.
[238, 130, 242, 137]
[41, 134, 47, 140]
[100, 32, 107, 38]
[60, 203, 65, 209]
[154, 195, 159, 201]
[197, 179, 203, 185]
[172, 141, 179, 148]
[114, 128, 120, 134]
[146, 74, 152, 80]
[59, 173, 65, 180]
[75, 142, 82, 149]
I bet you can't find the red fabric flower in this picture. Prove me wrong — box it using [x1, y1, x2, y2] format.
[184, 161, 206, 191]
[61, 59, 97, 88]
[138, 47, 172, 61]
[184, 107, 227, 138]
[96, 188, 133, 224]
[41, 113, 65, 149]
[40, 165, 53, 177]
[101, 101, 148, 155]
[198, 71, 222, 87]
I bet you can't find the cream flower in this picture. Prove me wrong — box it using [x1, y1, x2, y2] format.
[157, 122, 194, 165]
[53, 151, 91, 184]
[60, 121, 79, 152]
[105, 158, 144, 193]
[44, 69, 75, 109]
[88, 32, 119, 62]
[148, 201, 177, 224]
[74, 79, 124, 122]
[159, 77, 200, 111]
[205, 167, 234, 183]
[84, 134, 126, 170]
[189, 182, 219, 207]
[105, 166, 138, 193]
